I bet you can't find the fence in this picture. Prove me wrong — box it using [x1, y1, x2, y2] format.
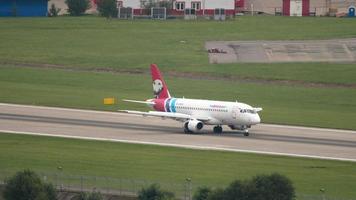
[0, 170, 193, 200]
[0, 170, 354, 200]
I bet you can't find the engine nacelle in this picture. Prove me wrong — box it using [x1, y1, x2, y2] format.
[184, 119, 204, 133]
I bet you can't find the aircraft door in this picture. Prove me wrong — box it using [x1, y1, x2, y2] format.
[349, 7, 355, 17]
[232, 106, 239, 119]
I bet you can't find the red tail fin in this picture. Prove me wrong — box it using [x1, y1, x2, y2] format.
[151, 64, 171, 99]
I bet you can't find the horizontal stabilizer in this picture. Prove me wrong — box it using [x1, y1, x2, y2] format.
[123, 99, 155, 105]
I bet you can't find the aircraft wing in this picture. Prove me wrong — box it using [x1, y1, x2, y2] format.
[118, 110, 210, 122]
[123, 99, 155, 105]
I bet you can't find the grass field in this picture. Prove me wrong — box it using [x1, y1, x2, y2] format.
[0, 133, 355, 199]
[0, 16, 356, 84]
[0, 67, 356, 129]
[1, 16, 356, 200]
[0, 16, 356, 129]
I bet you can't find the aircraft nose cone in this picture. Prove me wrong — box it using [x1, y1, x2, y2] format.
[256, 114, 261, 124]
[251, 114, 261, 125]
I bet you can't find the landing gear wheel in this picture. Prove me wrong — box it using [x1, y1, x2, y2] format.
[243, 130, 249, 137]
[184, 128, 193, 134]
[213, 126, 223, 134]
[184, 128, 190, 134]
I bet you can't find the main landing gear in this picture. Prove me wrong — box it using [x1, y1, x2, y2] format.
[243, 130, 249, 137]
[213, 126, 223, 134]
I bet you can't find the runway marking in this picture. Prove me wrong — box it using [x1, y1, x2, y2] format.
[261, 123, 356, 134]
[1, 103, 355, 134]
[1, 129, 355, 163]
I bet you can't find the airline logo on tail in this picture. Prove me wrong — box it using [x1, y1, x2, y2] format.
[151, 64, 171, 99]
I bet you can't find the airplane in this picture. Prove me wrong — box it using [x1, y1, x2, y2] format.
[120, 64, 262, 136]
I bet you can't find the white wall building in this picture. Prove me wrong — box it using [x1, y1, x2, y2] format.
[120, 0, 237, 15]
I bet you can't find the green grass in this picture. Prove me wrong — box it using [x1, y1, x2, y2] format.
[1, 16, 356, 200]
[0, 16, 356, 84]
[0, 133, 355, 199]
[0, 16, 356, 129]
[1, 66, 356, 130]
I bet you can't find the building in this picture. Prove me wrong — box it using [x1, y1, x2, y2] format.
[46, 0, 244, 16]
[0, 0, 48, 16]
[119, 0, 243, 16]
[244, 0, 356, 16]
[282, 0, 310, 16]
[171, 0, 238, 15]
[114, 0, 355, 16]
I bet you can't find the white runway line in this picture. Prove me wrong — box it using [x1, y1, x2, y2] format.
[261, 123, 356, 134]
[1, 129, 355, 163]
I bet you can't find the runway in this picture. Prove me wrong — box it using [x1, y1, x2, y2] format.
[1, 103, 356, 162]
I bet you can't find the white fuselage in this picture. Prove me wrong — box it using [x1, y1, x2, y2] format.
[157, 98, 261, 126]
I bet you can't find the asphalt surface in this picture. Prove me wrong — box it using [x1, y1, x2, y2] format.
[1, 103, 356, 162]
[206, 39, 356, 63]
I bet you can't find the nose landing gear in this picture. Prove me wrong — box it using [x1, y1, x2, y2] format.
[243, 130, 249, 137]
[228, 125, 250, 136]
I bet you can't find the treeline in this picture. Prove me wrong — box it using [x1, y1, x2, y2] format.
[1, 170, 103, 200]
[48, 0, 119, 18]
[1, 170, 295, 200]
[137, 173, 295, 200]
[192, 173, 295, 200]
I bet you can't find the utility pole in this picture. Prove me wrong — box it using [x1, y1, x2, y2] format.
[320, 188, 326, 200]
[185, 178, 192, 200]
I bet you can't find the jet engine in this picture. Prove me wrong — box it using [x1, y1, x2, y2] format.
[184, 119, 204, 133]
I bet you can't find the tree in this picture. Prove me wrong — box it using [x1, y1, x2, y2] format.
[207, 188, 226, 200]
[138, 184, 174, 200]
[250, 173, 295, 200]
[43, 183, 57, 200]
[3, 169, 57, 200]
[223, 180, 247, 200]
[193, 186, 212, 200]
[87, 191, 103, 200]
[196, 173, 295, 200]
[65, 0, 91, 16]
[72, 191, 103, 200]
[48, 3, 61, 17]
[96, 0, 118, 19]
[158, 0, 173, 9]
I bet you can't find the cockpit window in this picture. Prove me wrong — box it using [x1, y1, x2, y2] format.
[240, 109, 256, 114]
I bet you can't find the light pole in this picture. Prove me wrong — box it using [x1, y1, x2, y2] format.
[320, 188, 326, 200]
[57, 166, 63, 191]
[185, 178, 192, 200]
